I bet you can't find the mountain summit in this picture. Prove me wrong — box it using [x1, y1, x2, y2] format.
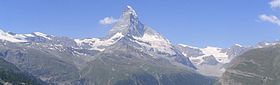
[109, 5, 144, 37]
[105, 6, 196, 68]
[122, 5, 138, 18]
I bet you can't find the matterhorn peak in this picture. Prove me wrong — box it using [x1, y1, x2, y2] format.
[123, 5, 138, 18]
[108, 5, 144, 37]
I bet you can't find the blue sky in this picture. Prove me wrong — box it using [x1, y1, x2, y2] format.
[0, 0, 280, 48]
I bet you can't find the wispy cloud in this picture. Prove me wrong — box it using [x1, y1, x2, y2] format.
[259, 14, 280, 26]
[270, 0, 280, 9]
[99, 17, 118, 25]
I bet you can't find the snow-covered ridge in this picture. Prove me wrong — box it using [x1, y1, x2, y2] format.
[0, 30, 27, 42]
[0, 29, 54, 43]
[33, 32, 51, 40]
[234, 44, 242, 47]
[74, 32, 124, 51]
[178, 44, 200, 49]
[256, 41, 279, 48]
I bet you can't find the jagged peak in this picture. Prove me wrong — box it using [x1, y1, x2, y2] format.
[109, 5, 144, 37]
[123, 5, 138, 18]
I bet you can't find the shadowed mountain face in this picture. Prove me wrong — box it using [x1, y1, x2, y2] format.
[0, 58, 46, 85]
[0, 6, 216, 85]
[0, 41, 82, 84]
[219, 45, 280, 85]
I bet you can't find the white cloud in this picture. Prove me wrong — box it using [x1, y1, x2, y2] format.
[259, 14, 280, 26]
[270, 0, 280, 9]
[99, 17, 118, 25]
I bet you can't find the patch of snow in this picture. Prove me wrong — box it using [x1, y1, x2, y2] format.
[264, 42, 277, 46]
[181, 52, 188, 57]
[257, 42, 278, 48]
[133, 33, 176, 55]
[25, 34, 35, 37]
[178, 44, 200, 49]
[189, 57, 203, 63]
[200, 46, 229, 63]
[234, 44, 242, 47]
[14, 34, 27, 39]
[0, 30, 27, 42]
[33, 32, 51, 40]
[185, 46, 230, 65]
[90, 47, 105, 52]
[75, 32, 124, 51]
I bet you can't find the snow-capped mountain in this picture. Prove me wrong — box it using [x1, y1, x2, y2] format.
[75, 6, 174, 54]
[176, 42, 279, 77]
[256, 40, 280, 48]
[2, 5, 280, 84]
[0, 30, 29, 42]
[74, 5, 195, 69]
[0, 6, 217, 85]
[176, 44, 250, 76]
[0, 29, 54, 42]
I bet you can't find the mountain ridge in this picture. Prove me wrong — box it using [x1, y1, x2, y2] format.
[1, 5, 279, 85]
[0, 5, 216, 85]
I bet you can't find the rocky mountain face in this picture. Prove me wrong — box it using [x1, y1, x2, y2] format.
[219, 45, 280, 85]
[0, 6, 216, 85]
[0, 58, 46, 85]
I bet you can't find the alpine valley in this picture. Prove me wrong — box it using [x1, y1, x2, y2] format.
[0, 6, 279, 85]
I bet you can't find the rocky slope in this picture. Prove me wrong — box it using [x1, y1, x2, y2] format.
[219, 44, 280, 85]
[0, 58, 46, 85]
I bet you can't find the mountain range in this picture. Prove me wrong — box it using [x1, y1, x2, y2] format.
[0, 5, 279, 85]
